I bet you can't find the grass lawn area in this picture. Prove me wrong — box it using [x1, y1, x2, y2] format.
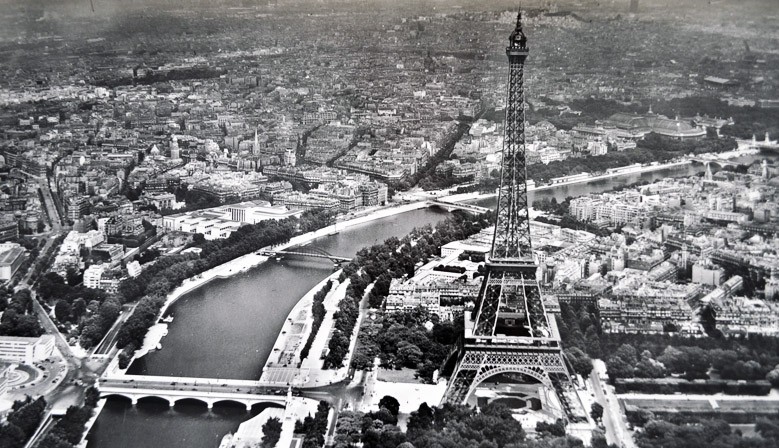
[623, 398, 779, 413]
[377, 367, 423, 383]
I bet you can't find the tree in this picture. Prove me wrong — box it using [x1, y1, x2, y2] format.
[584, 326, 602, 359]
[370, 408, 397, 426]
[590, 402, 604, 423]
[396, 342, 423, 368]
[86, 300, 100, 316]
[767, 365, 779, 388]
[566, 347, 594, 378]
[71, 298, 87, 321]
[7, 397, 46, 438]
[591, 429, 608, 448]
[261, 417, 282, 448]
[699, 304, 718, 335]
[333, 411, 365, 448]
[98, 298, 121, 324]
[536, 419, 566, 437]
[756, 418, 779, 442]
[54, 300, 72, 323]
[627, 408, 654, 427]
[614, 344, 638, 365]
[65, 267, 81, 287]
[657, 346, 684, 373]
[605, 353, 634, 381]
[378, 395, 400, 417]
[0, 423, 26, 448]
[37, 272, 66, 301]
[407, 402, 434, 438]
[710, 349, 739, 373]
[84, 387, 100, 408]
[678, 347, 710, 380]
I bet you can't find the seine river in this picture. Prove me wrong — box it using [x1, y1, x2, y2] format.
[87, 155, 772, 448]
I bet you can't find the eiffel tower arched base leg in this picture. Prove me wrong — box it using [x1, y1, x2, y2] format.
[443, 349, 570, 406]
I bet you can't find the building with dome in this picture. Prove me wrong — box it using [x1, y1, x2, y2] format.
[602, 111, 706, 140]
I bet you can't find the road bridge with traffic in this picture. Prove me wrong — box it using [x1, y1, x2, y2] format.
[97, 376, 289, 410]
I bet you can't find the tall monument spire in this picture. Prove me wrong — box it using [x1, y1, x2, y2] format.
[443, 10, 573, 410]
[490, 9, 532, 263]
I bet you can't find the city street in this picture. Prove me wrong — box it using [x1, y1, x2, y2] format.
[590, 361, 635, 448]
[92, 303, 138, 356]
[37, 180, 62, 232]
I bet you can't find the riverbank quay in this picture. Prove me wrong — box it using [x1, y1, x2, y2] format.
[219, 395, 322, 448]
[75, 398, 106, 448]
[261, 273, 371, 388]
[533, 160, 692, 191]
[272, 200, 431, 253]
[299, 280, 361, 388]
[260, 271, 369, 389]
[260, 271, 344, 386]
[445, 158, 707, 203]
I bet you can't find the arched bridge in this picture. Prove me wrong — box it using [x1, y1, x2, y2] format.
[259, 246, 352, 263]
[690, 158, 743, 169]
[97, 376, 289, 411]
[429, 199, 490, 214]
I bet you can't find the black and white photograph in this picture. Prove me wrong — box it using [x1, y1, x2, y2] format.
[0, 1, 778, 447]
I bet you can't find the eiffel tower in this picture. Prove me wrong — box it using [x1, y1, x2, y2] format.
[443, 12, 572, 406]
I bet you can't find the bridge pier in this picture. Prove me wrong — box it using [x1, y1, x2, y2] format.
[207, 401, 213, 410]
[130, 397, 138, 406]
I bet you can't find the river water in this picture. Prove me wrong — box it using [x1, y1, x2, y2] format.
[87, 154, 773, 448]
[86, 207, 451, 447]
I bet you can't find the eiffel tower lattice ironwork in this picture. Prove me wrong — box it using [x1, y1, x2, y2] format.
[443, 12, 572, 406]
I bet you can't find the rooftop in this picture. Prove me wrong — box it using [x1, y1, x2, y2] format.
[0, 247, 25, 265]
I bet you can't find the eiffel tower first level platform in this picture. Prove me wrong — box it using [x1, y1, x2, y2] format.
[442, 261, 574, 406]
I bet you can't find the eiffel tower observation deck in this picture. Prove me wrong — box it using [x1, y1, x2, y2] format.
[443, 12, 575, 413]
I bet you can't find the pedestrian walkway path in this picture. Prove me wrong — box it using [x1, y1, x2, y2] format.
[299, 280, 356, 387]
[261, 272, 346, 387]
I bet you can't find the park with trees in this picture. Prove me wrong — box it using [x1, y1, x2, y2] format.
[523, 132, 737, 186]
[0, 288, 44, 338]
[36, 270, 120, 349]
[0, 396, 46, 448]
[0, 387, 101, 448]
[293, 401, 330, 448]
[332, 397, 602, 448]
[321, 210, 494, 370]
[352, 307, 460, 382]
[329, 394, 779, 448]
[37, 387, 102, 448]
[556, 299, 779, 387]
